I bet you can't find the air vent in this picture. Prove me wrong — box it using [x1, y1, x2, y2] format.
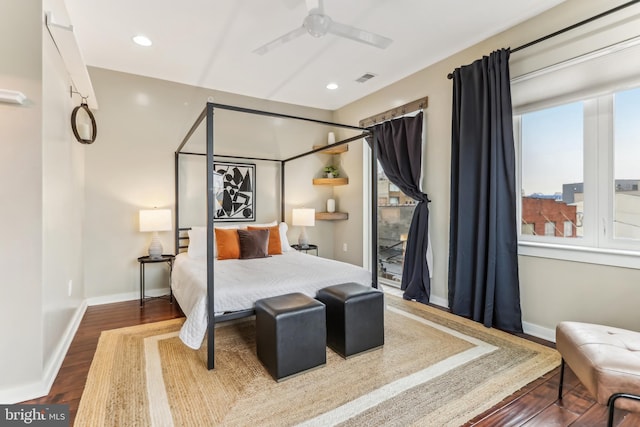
[356, 73, 376, 83]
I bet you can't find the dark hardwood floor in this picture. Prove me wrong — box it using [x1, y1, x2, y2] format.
[22, 299, 184, 426]
[22, 299, 640, 426]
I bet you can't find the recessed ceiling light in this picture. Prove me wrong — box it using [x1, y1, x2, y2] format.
[326, 82, 339, 90]
[132, 35, 152, 47]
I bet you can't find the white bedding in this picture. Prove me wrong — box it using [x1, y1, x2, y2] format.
[171, 251, 372, 349]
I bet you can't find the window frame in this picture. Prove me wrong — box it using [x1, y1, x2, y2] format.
[514, 89, 640, 269]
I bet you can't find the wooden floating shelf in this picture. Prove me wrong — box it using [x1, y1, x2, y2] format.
[316, 212, 349, 221]
[313, 144, 349, 155]
[312, 177, 349, 186]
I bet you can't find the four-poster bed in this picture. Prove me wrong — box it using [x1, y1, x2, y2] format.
[173, 102, 379, 369]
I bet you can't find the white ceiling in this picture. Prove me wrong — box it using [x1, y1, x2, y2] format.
[61, 0, 566, 111]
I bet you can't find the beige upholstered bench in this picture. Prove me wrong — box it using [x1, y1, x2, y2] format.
[556, 321, 640, 426]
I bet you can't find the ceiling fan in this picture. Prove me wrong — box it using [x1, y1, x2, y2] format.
[253, 0, 393, 55]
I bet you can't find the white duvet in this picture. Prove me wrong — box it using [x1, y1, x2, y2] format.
[171, 251, 372, 349]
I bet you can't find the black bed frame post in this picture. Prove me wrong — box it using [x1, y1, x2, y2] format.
[280, 161, 285, 222]
[174, 152, 180, 254]
[206, 103, 216, 370]
[370, 129, 379, 289]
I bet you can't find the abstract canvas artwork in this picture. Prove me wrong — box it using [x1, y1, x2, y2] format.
[214, 162, 255, 222]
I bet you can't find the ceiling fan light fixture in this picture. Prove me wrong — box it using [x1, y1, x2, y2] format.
[303, 14, 332, 37]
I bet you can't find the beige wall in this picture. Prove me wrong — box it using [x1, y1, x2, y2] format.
[334, 0, 640, 335]
[1, 0, 87, 402]
[84, 68, 339, 300]
[42, 17, 86, 360]
[0, 0, 45, 397]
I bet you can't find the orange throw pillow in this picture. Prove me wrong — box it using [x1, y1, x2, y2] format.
[214, 228, 240, 260]
[247, 225, 282, 255]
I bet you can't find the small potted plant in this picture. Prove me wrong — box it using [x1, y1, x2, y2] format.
[324, 165, 339, 178]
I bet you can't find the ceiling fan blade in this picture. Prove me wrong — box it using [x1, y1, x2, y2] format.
[252, 26, 307, 55]
[282, 0, 302, 9]
[328, 21, 392, 49]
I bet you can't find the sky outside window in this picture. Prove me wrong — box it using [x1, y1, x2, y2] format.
[521, 101, 583, 197]
[614, 87, 640, 180]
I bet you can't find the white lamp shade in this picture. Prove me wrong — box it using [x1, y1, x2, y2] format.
[292, 208, 315, 227]
[139, 209, 172, 232]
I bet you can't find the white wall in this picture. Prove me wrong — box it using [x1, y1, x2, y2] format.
[0, 0, 87, 402]
[334, 0, 640, 336]
[42, 12, 86, 360]
[329, 133, 365, 266]
[0, 0, 45, 398]
[83, 68, 339, 300]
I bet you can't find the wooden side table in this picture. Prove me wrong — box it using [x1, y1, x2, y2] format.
[137, 254, 174, 307]
[291, 244, 318, 255]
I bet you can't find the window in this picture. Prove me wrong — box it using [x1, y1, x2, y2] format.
[613, 87, 640, 241]
[516, 86, 640, 260]
[377, 163, 416, 288]
[522, 223, 535, 235]
[544, 222, 555, 236]
[563, 221, 573, 237]
[520, 102, 583, 241]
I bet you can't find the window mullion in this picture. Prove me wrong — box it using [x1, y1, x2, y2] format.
[582, 99, 599, 247]
[514, 115, 522, 238]
[597, 95, 614, 248]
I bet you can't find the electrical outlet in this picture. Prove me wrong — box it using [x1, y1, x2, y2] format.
[68, 280, 73, 297]
[343, 243, 348, 252]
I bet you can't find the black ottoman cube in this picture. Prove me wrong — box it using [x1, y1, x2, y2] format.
[317, 282, 384, 358]
[255, 292, 326, 381]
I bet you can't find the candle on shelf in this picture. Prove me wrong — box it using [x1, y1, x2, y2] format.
[327, 132, 335, 145]
[327, 198, 336, 213]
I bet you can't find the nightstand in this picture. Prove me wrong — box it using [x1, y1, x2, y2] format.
[137, 254, 175, 307]
[291, 244, 318, 255]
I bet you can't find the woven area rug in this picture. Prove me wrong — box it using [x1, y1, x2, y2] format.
[76, 294, 559, 426]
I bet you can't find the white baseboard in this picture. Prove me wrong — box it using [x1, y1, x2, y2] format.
[42, 300, 88, 395]
[389, 289, 556, 343]
[428, 295, 555, 343]
[522, 321, 556, 343]
[0, 300, 87, 404]
[0, 380, 47, 405]
[86, 287, 170, 306]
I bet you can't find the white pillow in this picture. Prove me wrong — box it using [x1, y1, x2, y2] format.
[187, 226, 206, 259]
[279, 222, 293, 252]
[248, 221, 277, 229]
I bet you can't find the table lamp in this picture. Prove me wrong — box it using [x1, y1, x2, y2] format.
[139, 209, 172, 259]
[292, 208, 315, 248]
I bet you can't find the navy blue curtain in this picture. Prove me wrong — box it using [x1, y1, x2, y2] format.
[448, 49, 523, 332]
[367, 113, 431, 303]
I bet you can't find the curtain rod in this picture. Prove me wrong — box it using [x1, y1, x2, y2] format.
[359, 96, 428, 128]
[446, 0, 640, 79]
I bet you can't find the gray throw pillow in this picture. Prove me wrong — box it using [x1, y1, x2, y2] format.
[238, 229, 270, 259]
